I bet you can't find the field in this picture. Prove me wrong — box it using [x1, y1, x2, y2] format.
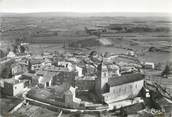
[0, 13, 172, 85]
[1, 14, 172, 65]
[0, 13, 172, 116]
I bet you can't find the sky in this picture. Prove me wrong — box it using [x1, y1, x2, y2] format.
[0, 0, 172, 13]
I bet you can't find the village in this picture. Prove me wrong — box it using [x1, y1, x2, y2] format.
[0, 38, 172, 117]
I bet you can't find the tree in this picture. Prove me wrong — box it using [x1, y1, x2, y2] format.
[15, 38, 21, 45]
[0, 49, 5, 58]
[27, 59, 32, 72]
[84, 27, 89, 34]
[120, 107, 128, 117]
[104, 52, 109, 58]
[20, 45, 25, 53]
[161, 64, 170, 78]
[11, 44, 18, 53]
[1, 66, 12, 78]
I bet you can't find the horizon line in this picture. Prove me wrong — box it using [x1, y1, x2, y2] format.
[1, 11, 172, 14]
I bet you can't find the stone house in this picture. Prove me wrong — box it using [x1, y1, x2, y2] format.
[1, 78, 30, 96]
[38, 71, 58, 88]
[95, 62, 144, 104]
[64, 86, 81, 108]
[11, 62, 28, 76]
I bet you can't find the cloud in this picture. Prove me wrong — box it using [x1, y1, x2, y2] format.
[0, 0, 172, 13]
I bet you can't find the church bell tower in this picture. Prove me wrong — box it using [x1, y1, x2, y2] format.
[95, 61, 109, 93]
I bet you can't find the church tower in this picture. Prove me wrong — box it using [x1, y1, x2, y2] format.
[95, 61, 109, 93]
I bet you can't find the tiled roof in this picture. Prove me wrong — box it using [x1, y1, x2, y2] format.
[30, 59, 43, 65]
[108, 73, 144, 87]
[43, 66, 69, 72]
[2, 78, 26, 84]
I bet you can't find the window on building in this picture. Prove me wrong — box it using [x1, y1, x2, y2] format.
[119, 88, 121, 92]
[24, 81, 30, 88]
[46, 82, 49, 87]
[124, 87, 126, 93]
[113, 89, 115, 94]
[104, 72, 107, 77]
